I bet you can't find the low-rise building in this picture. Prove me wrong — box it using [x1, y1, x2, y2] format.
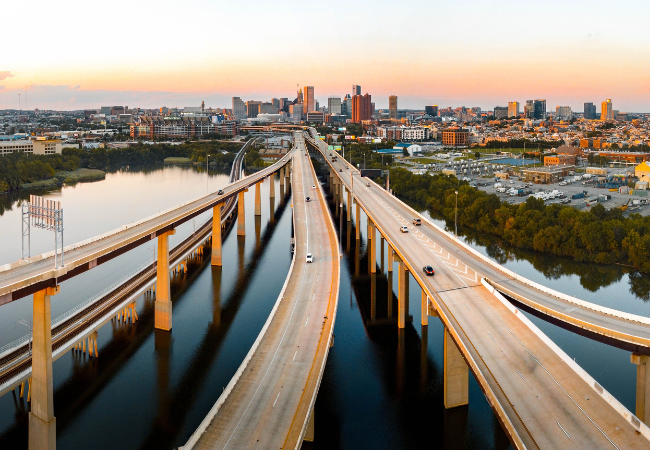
[544, 154, 576, 166]
[522, 165, 575, 184]
[0, 138, 62, 156]
[635, 162, 650, 182]
[442, 128, 469, 147]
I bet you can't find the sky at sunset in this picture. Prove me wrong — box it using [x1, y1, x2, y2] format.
[1, 0, 649, 112]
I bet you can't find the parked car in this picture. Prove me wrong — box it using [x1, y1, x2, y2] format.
[413, 218, 422, 226]
[306, 253, 313, 263]
[400, 226, 409, 233]
[423, 265, 435, 276]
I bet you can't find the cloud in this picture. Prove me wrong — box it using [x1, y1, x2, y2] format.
[0, 71, 14, 81]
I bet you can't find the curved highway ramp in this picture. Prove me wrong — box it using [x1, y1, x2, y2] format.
[182, 133, 340, 449]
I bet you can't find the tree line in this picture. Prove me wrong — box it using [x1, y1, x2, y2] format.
[0, 140, 244, 193]
[389, 168, 650, 273]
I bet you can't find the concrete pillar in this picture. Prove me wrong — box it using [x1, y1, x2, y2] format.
[387, 247, 394, 272]
[380, 238, 385, 273]
[632, 353, 650, 425]
[255, 215, 261, 248]
[397, 255, 407, 329]
[269, 194, 275, 224]
[346, 221, 351, 253]
[304, 408, 315, 442]
[420, 324, 428, 394]
[421, 290, 428, 326]
[355, 201, 360, 240]
[368, 221, 376, 274]
[444, 328, 469, 409]
[347, 189, 352, 222]
[29, 286, 59, 450]
[354, 238, 360, 277]
[269, 173, 275, 198]
[280, 167, 285, 188]
[155, 230, 176, 331]
[285, 162, 290, 184]
[237, 190, 246, 236]
[255, 181, 261, 216]
[211, 203, 222, 266]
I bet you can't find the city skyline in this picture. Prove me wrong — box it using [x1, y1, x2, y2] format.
[1, 0, 650, 111]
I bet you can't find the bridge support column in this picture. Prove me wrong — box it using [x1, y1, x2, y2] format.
[211, 203, 222, 266]
[396, 254, 407, 328]
[421, 290, 428, 326]
[632, 353, 650, 425]
[368, 221, 376, 274]
[347, 189, 352, 222]
[255, 181, 261, 216]
[269, 173, 275, 198]
[355, 201, 360, 240]
[155, 230, 176, 331]
[387, 247, 394, 272]
[29, 286, 59, 450]
[280, 167, 285, 189]
[444, 328, 469, 409]
[237, 190, 246, 236]
[285, 162, 290, 185]
[380, 238, 385, 273]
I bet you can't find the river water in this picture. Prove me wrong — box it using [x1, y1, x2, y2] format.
[0, 161, 646, 449]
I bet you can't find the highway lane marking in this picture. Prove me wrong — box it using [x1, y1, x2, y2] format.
[305, 316, 309, 327]
[273, 391, 281, 408]
[487, 333, 496, 343]
[517, 370, 525, 380]
[293, 350, 297, 361]
[557, 422, 570, 439]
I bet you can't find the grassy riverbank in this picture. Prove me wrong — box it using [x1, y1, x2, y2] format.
[21, 168, 106, 189]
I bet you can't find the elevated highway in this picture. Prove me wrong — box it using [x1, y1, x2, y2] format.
[306, 131, 650, 449]
[0, 138, 288, 303]
[182, 132, 340, 449]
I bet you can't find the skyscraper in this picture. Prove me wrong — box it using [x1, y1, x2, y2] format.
[352, 93, 372, 123]
[494, 106, 509, 119]
[389, 95, 398, 119]
[352, 85, 361, 96]
[425, 105, 438, 117]
[524, 100, 534, 118]
[584, 102, 596, 120]
[555, 106, 572, 120]
[343, 94, 352, 117]
[534, 99, 546, 120]
[328, 97, 342, 115]
[508, 101, 520, 118]
[304, 86, 315, 113]
[246, 101, 261, 118]
[601, 99, 613, 120]
[232, 97, 247, 120]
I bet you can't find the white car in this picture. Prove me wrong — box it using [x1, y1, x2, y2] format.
[312, 185, 316, 188]
[306, 253, 313, 263]
[400, 226, 409, 233]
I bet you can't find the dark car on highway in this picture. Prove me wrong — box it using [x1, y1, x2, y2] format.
[423, 265, 435, 276]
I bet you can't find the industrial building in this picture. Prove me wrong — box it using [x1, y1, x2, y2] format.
[522, 165, 575, 184]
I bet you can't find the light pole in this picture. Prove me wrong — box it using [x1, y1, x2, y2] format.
[206, 154, 211, 192]
[454, 190, 458, 237]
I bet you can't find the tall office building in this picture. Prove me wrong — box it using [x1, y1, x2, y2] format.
[246, 101, 261, 118]
[352, 85, 361, 96]
[328, 97, 342, 115]
[271, 98, 280, 109]
[232, 97, 247, 120]
[389, 95, 398, 119]
[555, 106, 572, 120]
[343, 94, 352, 117]
[289, 104, 303, 121]
[534, 99, 546, 120]
[508, 101, 520, 118]
[304, 86, 315, 113]
[425, 105, 438, 117]
[584, 102, 596, 120]
[601, 99, 613, 120]
[524, 100, 535, 118]
[352, 93, 372, 123]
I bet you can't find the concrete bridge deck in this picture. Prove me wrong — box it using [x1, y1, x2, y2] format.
[0, 138, 289, 303]
[307, 132, 650, 449]
[182, 132, 340, 449]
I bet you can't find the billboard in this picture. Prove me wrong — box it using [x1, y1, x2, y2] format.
[345, 135, 356, 140]
[338, 127, 347, 131]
